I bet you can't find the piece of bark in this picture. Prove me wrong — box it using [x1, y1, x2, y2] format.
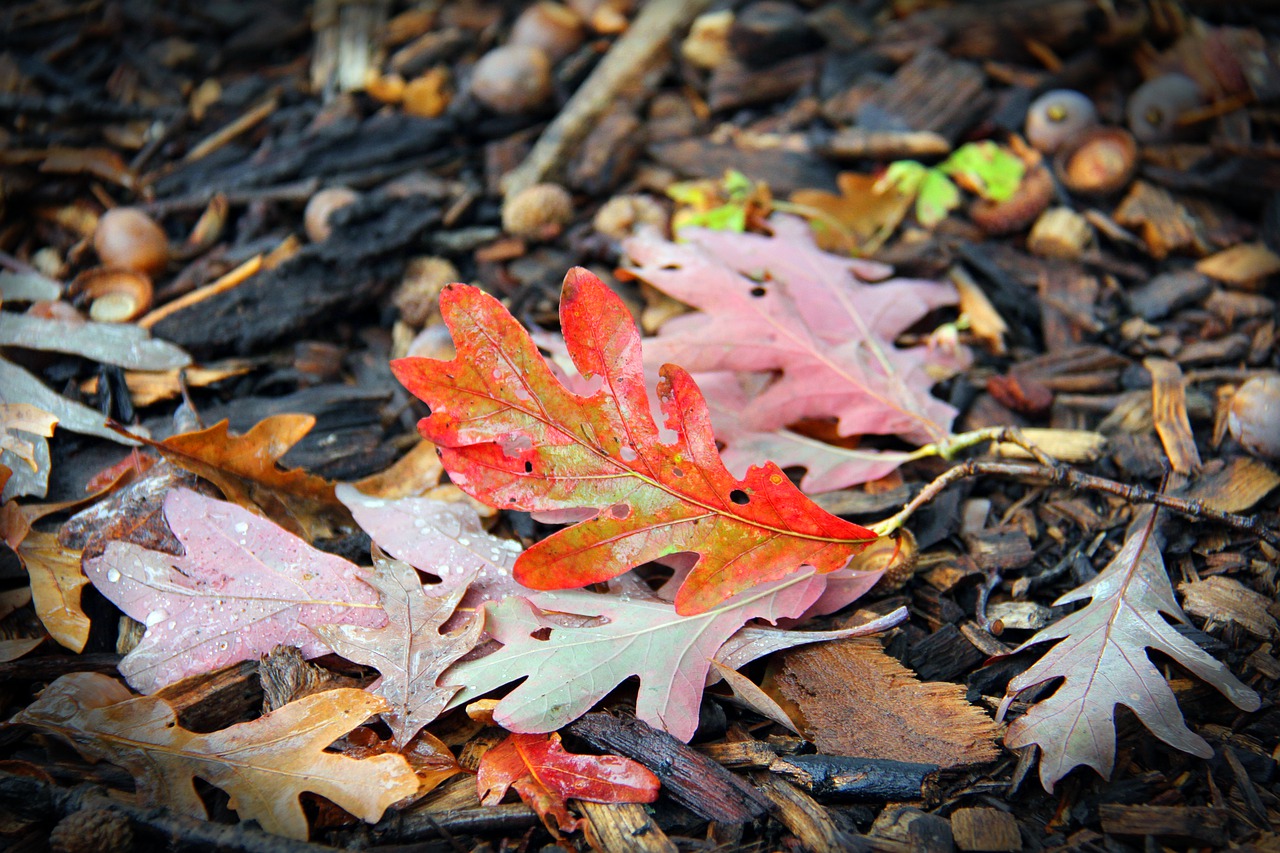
[750, 772, 851, 853]
[965, 527, 1035, 572]
[1114, 181, 1206, 260]
[1145, 357, 1201, 474]
[878, 0, 1107, 63]
[649, 138, 838, 194]
[1098, 805, 1228, 846]
[820, 128, 950, 160]
[1196, 242, 1280, 287]
[578, 801, 677, 853]
[707, 54, 819, 113]
[1127, 271, 1213, 321]
[951, 807, 1020, 852]
[769, 754, 935, 802]
[858, 48, 988, 142]
[774, 639, 999, 769]
[259, 645, 349, 713]
[1180, 456, 1280, 514]
[908, 623, 986, 682]
[152, 659, 262, 733]
[501, 0, 712, 197]
[566, 104, 643, 194]
[869, 806, 954, 853]
[697, 739, 780, 770]
[567, 712, 770, 823]
[1179, 575, 1279, 640]
[151, 193, 441, 356]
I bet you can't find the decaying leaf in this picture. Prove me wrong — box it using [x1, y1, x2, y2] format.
[772, 638, 1000, 769]
[0, 356, 140, 450]
[443, 568, 886, 741]
[18, 531, 90, 653]
[478, 731, 659, 835]
[132, 414, 346, 538]
[0, 404, 57, 472]
[312, 552, 484, 746]
[997, 508, 1261, 792]
[11, 673, 418, 839]
[391, 267, 877, 615]
[338, 484, 526, 609]
[0, 311, 190, 371]
[0, 637, 43, 663]
[623, 216, 967, 490]
[84, 489, 385, 692]
[789, 172, 914, 255]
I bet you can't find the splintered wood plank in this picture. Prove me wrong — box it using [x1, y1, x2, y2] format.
[567, 712, 770, 823]
[773, 639, 999, 768]
[951, 807, 1020, 852]
[578, 801, 676, 853]
[1181, 456, 1280, 514]
[1144, 357, 1201, 474]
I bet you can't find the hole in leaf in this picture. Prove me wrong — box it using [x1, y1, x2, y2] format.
[523, 461, 533, 473]
[750, 286, 767, 297]
[609, 503, 631, 520]
[620, 445, 638, 462]
[531, 627, 552, 641]
[672, 466, 684, 477]
[729, 489, 750, 505]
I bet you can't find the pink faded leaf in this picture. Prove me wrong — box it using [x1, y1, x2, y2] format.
[84, 489, 385, 693]
[311, 553, 484, 746]
[442, 566, 882, 741]
[338, 484, 527, 613]
[623, 215, 968, 489]
[997, 508, 1261, 792]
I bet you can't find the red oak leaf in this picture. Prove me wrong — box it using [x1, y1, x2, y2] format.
[391, 268, 876, 615]
[477, 731, 659, 834]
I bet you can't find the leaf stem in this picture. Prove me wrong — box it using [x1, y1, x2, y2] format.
[869, 426, 1280, 548]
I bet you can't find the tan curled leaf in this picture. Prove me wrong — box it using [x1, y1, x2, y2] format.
[19, 531, 89, 653]
[313, 553, 484, 746]
[0, 404, 57, 472]
[772, 637, 1000, 769]
[997, 508, 1261, 792]
[11, 673, 417, 839]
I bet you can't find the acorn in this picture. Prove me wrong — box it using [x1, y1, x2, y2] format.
[394, 256, 460, 328]
[1126, 73, 1204, 143]
[49, 808, 134, 853]
[69, 267, 154, 323]
[592, 194, 668, 240]
[853, 528, 918, 592]
[502, 182, 573, 241]
[509, 2, 584, 64]
[1024, 89, 1098, 154]
[93, 207, 168, 275]
[469, 45, 552, 114]
[304, 186, 359, 243]
[1054, 126, 1138, 197]
[969, 164, 1053, 235]
[1227, 375, 1280, 461]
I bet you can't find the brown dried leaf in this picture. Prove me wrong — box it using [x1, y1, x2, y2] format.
[135, 414, 346, 538]
[789, 172, 914, 255]
[12, 673, 418, 840]
[18, 531, 89, 653]
[771, 638, 1000, 769]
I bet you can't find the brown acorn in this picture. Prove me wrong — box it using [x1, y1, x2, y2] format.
[470, 45, 552, 114]
[502, 182, 573, 241]
[1054, 127, 1138, 197]
[93, 207, 168, 275]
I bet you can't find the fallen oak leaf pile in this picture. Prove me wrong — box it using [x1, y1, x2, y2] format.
[622, 215, 969, 492]
[9, 673, 418, 840]
[84, 488, 385, 692]
[997, 507, 1261, 791]
[391, 267, 878, 615]
[477, 731, 659, 835]
[312, 552, 483, 746]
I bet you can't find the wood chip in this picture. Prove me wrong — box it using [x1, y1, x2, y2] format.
[578, 802, 676, 853]
[1144, 357, 1201, 474]
[951, 807, 1020, 852]
[1114, 181, 1205, 260]
[1098, 804, 1228, 846]
[772, 639, 999, 769]
[1179, 575, 1279, 640]
[1196, 242, 1280, 286]
[1181, 456, 1280, 514]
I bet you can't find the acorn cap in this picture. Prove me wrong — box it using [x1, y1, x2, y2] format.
[69, 267, 154, 323]
[1053, 127, 1138, 197]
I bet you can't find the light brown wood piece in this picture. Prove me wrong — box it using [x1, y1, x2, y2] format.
[696, 739, 778, 770]
[1144, 357, 1201, 475]
[750, 772, 846, 853]
[951, 807, 1020, 852]
[579, 801, 676, 853]
[1179, 575, 1280, 639]
[1113, 181, 1205, 260]
[1182, 456, 1280, 514]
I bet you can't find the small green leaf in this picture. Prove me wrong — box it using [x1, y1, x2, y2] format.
[878, 160, 928, 197]
[915, 170, 961, 228]
[939, 142, 1024, 202]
